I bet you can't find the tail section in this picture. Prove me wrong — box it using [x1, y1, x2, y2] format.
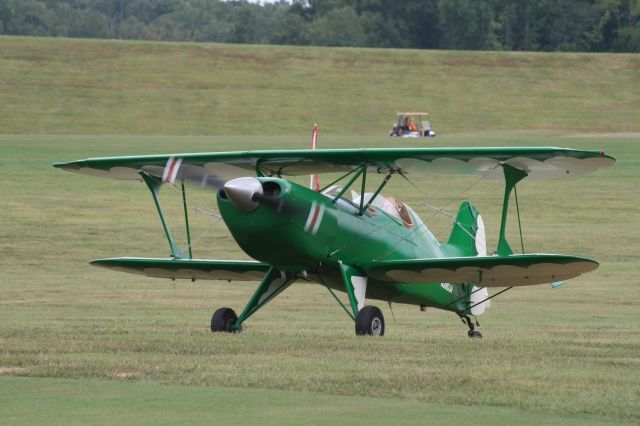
[442, 201, 490, 315]
[444, 201, 486, 257]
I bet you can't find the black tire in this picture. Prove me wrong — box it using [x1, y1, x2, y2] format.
[211, 307, 238, 333]
[355, 306, 385, 336]
[468, 329, 483, 339]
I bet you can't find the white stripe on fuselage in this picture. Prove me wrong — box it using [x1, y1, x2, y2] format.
[304, 201, 318, 232]
[310, 204, 325, 235]
[304, 202, 325, 235]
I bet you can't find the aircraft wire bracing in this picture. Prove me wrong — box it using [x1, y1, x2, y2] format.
[379, 164, 499, 261]
[162, 180, 223, 253]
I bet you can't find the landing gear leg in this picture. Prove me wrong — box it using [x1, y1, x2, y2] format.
[459, 314, 482, 339]
[210, 266, 293, 333]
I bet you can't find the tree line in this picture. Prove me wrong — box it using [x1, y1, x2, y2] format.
[1, 0, 638, 52]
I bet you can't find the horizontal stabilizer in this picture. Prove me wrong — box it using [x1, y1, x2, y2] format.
[363, 254, 598, 287]
[91, 257, 270, 281]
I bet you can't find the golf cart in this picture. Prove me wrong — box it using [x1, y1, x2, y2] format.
[388, 112, 436, 138]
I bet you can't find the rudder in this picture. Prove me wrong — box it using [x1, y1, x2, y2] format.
[444, 201, 486, 257]
[442, 201, 491, 316]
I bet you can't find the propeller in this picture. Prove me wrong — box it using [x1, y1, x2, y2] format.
[176, 165, 229, 192]
[173, 169, 298, 216]
[222, 177, 300, 215]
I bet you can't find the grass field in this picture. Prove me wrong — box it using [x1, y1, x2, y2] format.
[1, 36, 639, 135]
[1, 376, 625, 426]
[1, 36, 639, 424]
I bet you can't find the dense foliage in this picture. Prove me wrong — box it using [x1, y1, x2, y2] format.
[1, 0, 638, 52]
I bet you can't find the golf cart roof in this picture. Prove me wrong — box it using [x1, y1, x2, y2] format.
[397, 112, 429, 116]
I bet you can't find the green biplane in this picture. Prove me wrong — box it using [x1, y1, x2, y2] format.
[54, 147, 615, 338]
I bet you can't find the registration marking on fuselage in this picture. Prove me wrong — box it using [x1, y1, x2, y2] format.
[441, 282, 453, 293]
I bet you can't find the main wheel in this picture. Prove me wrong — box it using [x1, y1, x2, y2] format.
[468, 329, 483, 339]
[211, 307, 238, 333]
[355, 306, 385, 336]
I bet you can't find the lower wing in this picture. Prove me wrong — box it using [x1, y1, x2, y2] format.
[91, 257, 270, 281]
[363, 254, 598, 287]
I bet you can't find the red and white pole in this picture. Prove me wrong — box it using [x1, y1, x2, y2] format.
[310, 123, 320, 191]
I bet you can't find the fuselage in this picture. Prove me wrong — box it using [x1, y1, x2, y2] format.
[217, 177, 471, 312]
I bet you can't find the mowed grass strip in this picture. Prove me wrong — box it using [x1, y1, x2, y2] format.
[1, 376, 626, 426]
[0, 35, 639, 135]
[1, 133, 638, 423]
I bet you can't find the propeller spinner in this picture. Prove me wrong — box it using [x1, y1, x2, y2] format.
[223, 177, 263, 212]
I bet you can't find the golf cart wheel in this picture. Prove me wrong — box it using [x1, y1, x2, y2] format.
[355, 306, 385, 336]
[211, 307, 238, 333]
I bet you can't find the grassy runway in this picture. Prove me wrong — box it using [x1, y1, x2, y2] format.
[1, 376, 623, 426]
[1, 36, 639, 424]
[1, 134, 638, 424]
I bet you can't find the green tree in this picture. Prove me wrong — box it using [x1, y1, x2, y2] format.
[533, 0, 602, 51]
[307, 5, 365, 46]
[0, 0, 13, 33]
[309, 0, 352, 17]
[269, 12, 308, 45]
[244, 1, 291, 44]
[391, 0, 441, 49]
[232, 5, 258, 44]
[0, 0, 637, 52]
[615, 23, 640, 50]
[146, 13, 188, 41]
[597, 0, 640, 51]
[6, 0, 52, 36]
[117, 16, 146, 39]
[439, 0, 501, 50]
[358, 10, 405, 47]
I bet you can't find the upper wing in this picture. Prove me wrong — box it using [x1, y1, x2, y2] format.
[91, 257, 270, 281]
[53, 147, 615, 182]
[362, 254, 598, 287]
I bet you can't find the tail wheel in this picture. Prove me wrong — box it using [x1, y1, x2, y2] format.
[211, 307, 238, 333]
[355, 306, 385, 336]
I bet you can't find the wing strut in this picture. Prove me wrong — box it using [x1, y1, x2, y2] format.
[332, 165, 365, 202]
[497, 165, 528, 256]
[140, 171, 188, 259]
[317, 163, 394, 216]
[180, 180, 193, 259]
[319, 166, 360, 192]
[361, 172, 393, 215]
[358, 166, 367, 214]
[514, 184, 525, 254]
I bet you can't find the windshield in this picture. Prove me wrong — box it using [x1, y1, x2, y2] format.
[322, 186, 414, 227]
[353, 192, 415, 228]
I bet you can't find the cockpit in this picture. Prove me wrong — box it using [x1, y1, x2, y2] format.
[322, 185, 415, 228]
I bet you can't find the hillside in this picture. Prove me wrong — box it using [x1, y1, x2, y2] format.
[1, 35, 639, 136]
